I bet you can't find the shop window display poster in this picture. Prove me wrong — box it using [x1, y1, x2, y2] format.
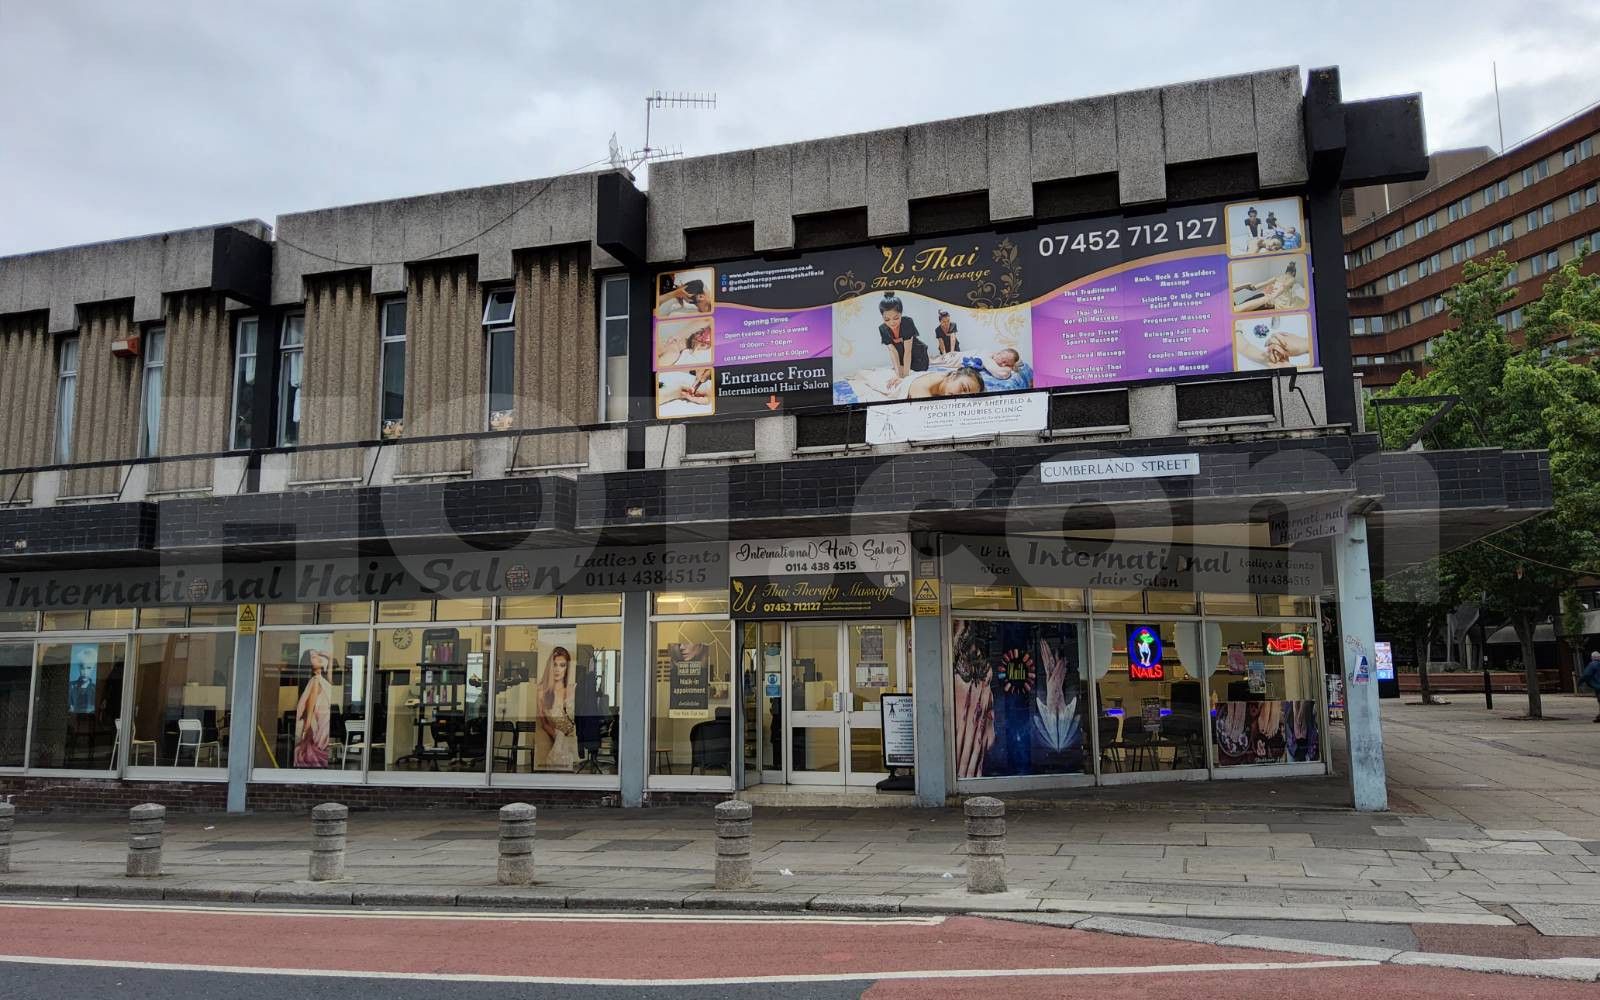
[1213, 700, 1320, 766]
[68, 643, 97, 715]
[951, 619, 1086, 778]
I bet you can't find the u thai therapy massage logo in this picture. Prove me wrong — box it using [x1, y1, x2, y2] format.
[1126, 624, 1165, 681]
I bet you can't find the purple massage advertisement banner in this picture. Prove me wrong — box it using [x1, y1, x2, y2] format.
[651, 195, 1316, 418]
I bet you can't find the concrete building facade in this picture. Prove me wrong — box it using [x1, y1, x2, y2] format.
[0, 67, 1550, 815]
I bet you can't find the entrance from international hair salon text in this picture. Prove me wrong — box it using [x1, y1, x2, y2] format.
[739, 621, 907, 787]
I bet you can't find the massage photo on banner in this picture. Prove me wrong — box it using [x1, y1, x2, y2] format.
[1224, 196, 1306, 257]
[831, 292, 1035, 405]
[951, 619, 1087, 779]
[1228, 254, 1310, 313]
[655, 367, 715, 418]
[1233, 312, 1313, 371]
[655, 267, 715, 319]
[655, 317, 714, 369]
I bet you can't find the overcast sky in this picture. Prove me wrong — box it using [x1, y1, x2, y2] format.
[3, 0, 1598, 256]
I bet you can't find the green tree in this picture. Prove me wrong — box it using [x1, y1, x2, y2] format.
[1368, 253, 1600, 717]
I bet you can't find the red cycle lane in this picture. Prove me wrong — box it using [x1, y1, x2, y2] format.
[0, 902, 1591, 997]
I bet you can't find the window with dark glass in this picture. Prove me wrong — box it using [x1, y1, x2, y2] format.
[484, 290, 516, 430]
[230, 317, 258, 450]
[600, 275, 629, 422]
[379, 298, 406, 438]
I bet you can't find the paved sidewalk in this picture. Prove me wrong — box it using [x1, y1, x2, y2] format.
[2, 696, 1596, 941]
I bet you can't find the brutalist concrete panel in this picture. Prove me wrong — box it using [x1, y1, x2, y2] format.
[789, 133, 870, 216]
[439, 188, 486, 256]
[753, 145, 795, 251]
[331, 202, 376, 273]
[0, 247, 22, 313]
[790, 139, 833, 216]
[1252, 67, 1308, 187]
[1161, 81, 1213, 164]
[371, 198, 409, 278]
[472, 183, 521, 283]
[1115, 88, 1167, 205]
[271, 241, 313, 306]
[986, 108, 1033, 221]
[1068, 94, 1120, 179]
[906, 114, 989, 201]
[1207, 74, 1259, 158]
[400, 193, 446, 261]
[865, 128, 910, 237]
[646, 163, 687, 262]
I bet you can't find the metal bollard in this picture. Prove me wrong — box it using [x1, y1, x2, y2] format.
[309, 803, 348, 881]
[496, 803, 536, 886]
[126, 803, 165, 878]
[963, 796, 1006, 894]
[0, 801, 13, 874]
[713, 799, 754, 890]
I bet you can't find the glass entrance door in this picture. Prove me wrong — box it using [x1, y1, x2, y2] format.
[785, 623, 842, 784]
[783, 621, 904, 786]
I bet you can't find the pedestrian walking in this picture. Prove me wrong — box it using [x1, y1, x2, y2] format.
[1581, 651, 1600, 723]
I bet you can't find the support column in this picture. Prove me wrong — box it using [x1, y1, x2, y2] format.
[619, 590, 650, 807]
[912, 533, 949, 807]
[226, 609, 260, 814]
[1334, 515, 1388, 811]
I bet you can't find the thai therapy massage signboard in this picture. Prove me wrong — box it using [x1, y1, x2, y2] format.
[0, 542, 729, 610]
[652, 195, 1316, 418]
[942, 534, 1324, 595]
[729, 534, 911, 619]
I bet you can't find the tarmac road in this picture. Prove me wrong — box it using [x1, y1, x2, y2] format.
[0, 899, 1592, 998]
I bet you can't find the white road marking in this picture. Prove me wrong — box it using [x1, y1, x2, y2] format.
[0, 954, 1378, 986]
[0, 899, 941, 926]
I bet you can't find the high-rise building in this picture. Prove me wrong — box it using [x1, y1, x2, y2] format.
[1343, 106, 1600, 388]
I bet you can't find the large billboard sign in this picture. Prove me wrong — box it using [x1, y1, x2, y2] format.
[652, 195, 1316, 418]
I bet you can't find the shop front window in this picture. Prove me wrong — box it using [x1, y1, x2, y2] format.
[951, 619, 1089, 780]
[371, 624, 492, 774]
[1093, 621, 1210, 774]
[493, 622, 622, 776]
[651, 618, 733, 779]
[0, 642, 31, 767]
[253, 629, 368, 772]
[30, 640, 126, 770]
[1210, 622, 1322, 767]
[130, 632, 234, 769]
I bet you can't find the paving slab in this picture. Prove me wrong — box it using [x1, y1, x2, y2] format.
[1216, 933, 1401, 962]
[160, 882, 264, 904]
[564, 888, 688, 910]
[899, 892, 1040, 913]
[1390, 950, 1600, 981]
[350, 887, 461, 907]
[255, 884, 356, 905]
[1510, 903, 1600, 937]
[808, 893, 903, 913]
[682, 891, 815, 911]
[454, 888, 570, 909]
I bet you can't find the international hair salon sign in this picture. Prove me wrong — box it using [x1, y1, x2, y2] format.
[651, 194, 1317, 419]
[941, 534, 1324, 595]
[0, 543, 729, 610]
[729, 534, 911, 619]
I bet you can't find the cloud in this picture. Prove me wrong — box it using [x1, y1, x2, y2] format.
[2, 0, 1598, 256]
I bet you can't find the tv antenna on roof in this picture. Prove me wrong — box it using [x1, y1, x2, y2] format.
[631, 90, 716, 171]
